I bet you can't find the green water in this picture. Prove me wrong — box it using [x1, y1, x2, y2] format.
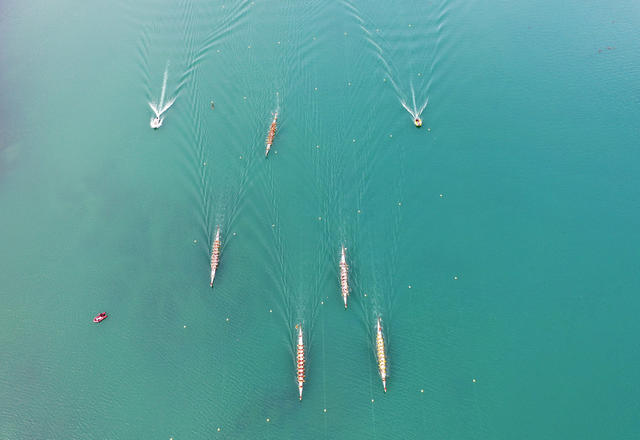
[1, 0, 639, 438]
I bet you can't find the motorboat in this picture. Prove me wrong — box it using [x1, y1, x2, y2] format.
[414, 117, 422, 127]
[93, 312, 107, 323]
[150, 116, 163, 129]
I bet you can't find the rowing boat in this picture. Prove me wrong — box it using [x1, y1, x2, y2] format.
[296, 325, 305, 400]
[376, 317, 388, 392]
[210, 226, 221, 287]
[265, 112, 278, 157]
[339, 245, 349, 308]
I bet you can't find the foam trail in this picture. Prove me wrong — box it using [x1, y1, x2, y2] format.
[411, 84, 417, 115]
[399, 84, 429, 120]
[417, 97, 429, 116]
[148, 101, 161, 117]
[149, 61, 176, 118]
[159, 61, 168, 111]
[160, 96, 176, 115]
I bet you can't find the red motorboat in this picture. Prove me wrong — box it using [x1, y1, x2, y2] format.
[93, 312, 107, 323]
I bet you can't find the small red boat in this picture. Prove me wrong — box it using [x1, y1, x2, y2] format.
[93, 312, 107, 323]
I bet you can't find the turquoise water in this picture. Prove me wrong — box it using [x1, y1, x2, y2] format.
[1, 0, 639, 438]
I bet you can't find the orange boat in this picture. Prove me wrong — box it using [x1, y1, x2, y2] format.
[265, 112, 278, 157]
[376, 317, 388, 392]
[210, 226, 221, 287]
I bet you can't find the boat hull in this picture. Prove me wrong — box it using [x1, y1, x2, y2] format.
[296, 326, 305, 400]
[376, 318, 388, 392]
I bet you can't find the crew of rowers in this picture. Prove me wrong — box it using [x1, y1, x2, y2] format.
[265, 112, 278, 157]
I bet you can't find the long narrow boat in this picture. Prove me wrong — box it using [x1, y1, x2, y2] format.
[265, 112, 278, 157]
[339, 245, 349, 309]
[296, 325, 305, 400]
[210, 226, 221, 287]
[376, 317, 388, 392]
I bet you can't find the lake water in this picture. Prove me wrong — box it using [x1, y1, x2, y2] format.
[1, 0, 639, 438]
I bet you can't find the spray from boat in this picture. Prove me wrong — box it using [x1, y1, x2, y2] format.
[400, 83, 428, 128]
[149, 62, 177, 129]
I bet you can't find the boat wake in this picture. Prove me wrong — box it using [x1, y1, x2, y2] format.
[399, 83, 428, 124]
[148, 62, 177, 129]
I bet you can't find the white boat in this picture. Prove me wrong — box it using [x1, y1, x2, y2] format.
[265, 112, 278, 157]
[296, 325, 305, 400]
[210, 226, 221, 287]
[150, 116, 163, 129]
[376, 317, 388, 392]
[339, 245, 349, 309]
